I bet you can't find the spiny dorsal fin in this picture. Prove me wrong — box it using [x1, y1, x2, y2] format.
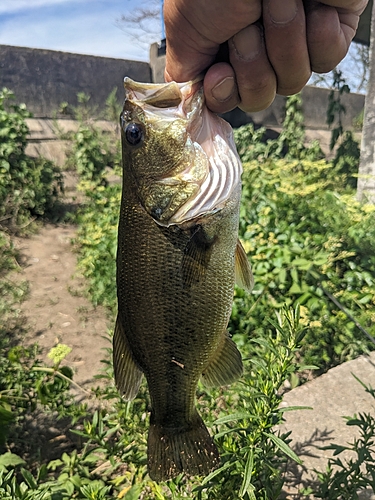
[201, 334, 243, 387]
[235, 239, 254, 293]
[113, 316, 143, 400]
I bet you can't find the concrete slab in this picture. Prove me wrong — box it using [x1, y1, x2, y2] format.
[280, 352, 375, 497]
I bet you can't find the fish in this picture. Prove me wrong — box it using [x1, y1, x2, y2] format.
[113, 77, 253, 482]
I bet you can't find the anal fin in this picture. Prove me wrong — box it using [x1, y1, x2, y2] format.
[113, 316, 143, 400]
[235, 239, 254, 293]
[201, 335, 243, 387]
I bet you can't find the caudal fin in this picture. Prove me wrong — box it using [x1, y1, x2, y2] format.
[147, 412, 220, 481]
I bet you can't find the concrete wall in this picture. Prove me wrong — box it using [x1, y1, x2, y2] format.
[0, 43, 365, 165]
[25, 118, 117, 167]
[0, 44, 151, 117]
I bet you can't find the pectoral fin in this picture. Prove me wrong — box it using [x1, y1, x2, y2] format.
[182, 225, 216, 287]
[201, 335, 243, 387]
[235, 239, 254, 293]
[113, 316, 143, 400]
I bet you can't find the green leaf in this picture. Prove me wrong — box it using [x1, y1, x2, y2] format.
[278, 406, 313, 412]
[0, 452, 26, 469]
[124, 484, 142, 500]
[263, 433, 302, 464]
[289, 282, 302, 294]
[292, 258, 312, 270]
[239, 448, 254, 498]
[201, 461, 234, 485]
[0, 404, 14, 423]
[215, 412, 251, 425]
[215, 427, 247, 439]
[21, 468, 38, 489]
[290, 268, 299, 284]
[69, 474, 82, 488]
[278, 268, 287, 284]
[298, 365, 319, 371]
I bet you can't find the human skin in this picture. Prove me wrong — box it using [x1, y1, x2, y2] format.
[164, 0, 369, 113]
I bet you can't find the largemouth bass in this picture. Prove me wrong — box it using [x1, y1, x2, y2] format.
[114, 77, 253, 481]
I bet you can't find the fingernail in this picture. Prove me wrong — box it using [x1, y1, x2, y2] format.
[211, 77, 235, 102]
[268, 0, 298, 24]
[232, 25, 261, 62]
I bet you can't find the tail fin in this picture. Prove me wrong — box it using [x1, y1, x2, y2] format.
[147, 412, 220, 481]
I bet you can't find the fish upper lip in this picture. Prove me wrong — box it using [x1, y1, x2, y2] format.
[123, 77, 204, 125]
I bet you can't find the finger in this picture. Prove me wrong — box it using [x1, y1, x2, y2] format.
[228, 24, 277, 112]
[203, 63, 240, 114]
[163, 0, 217, 82]
[164, 0, 262, 83]
[315, 0, 368, 10]
[262, 0, 311, 96]
[305, 2, 366, 73]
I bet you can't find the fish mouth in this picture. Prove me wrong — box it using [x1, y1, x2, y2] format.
[123, 77, 204, 130]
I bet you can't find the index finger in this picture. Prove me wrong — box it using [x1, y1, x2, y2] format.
[164, 0, 262, 82]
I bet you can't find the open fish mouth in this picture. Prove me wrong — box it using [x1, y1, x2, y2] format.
[123, 78, 243, 226]
[123, 77, 203, 130]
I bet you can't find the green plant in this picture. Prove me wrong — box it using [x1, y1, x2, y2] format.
[105, 87, 122, 129]
[194, 307, 311, 500]
[312, 376, 375, 499]
[232, 157, 375, 372]
[323, 70, 361, 189]
[332, 130, 360, 189]
[0, 88, 63, 230]
[59, 90, 122, 186]
[234, 94, 322, 163]
[74, 183, 120, 308]
[326, 69, 351, 151]
[234, 123, 279, 162]
[278, 93, 323, 161]
[67, 125, 111, 185]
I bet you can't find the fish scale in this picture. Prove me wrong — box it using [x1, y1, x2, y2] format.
[113, 78, 253, 481]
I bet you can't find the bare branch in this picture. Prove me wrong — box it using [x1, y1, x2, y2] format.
[116, 0, 161, 50]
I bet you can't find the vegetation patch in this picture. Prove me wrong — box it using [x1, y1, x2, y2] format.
[0, 88, 63, 232]
[1, 88, 375, 498]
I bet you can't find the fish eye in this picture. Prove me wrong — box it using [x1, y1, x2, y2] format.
[124, 122, 144, 147]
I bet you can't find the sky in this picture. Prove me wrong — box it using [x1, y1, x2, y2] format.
[0, 0, 162, 61]
[0, 1, 367, 92]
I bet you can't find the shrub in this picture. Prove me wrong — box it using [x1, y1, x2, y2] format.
[0, 88, 63, 230]
[61, 91, 122, 185]
[74, 182, 120, 308]
[233, 158, 375, 372]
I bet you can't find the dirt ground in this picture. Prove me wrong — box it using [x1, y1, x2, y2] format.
[11, 175, 112, 393]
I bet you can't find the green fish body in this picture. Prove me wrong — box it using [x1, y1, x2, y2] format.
[114, 78, 253, 481]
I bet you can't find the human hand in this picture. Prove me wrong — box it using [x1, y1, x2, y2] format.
[164, 0, 368, 113]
